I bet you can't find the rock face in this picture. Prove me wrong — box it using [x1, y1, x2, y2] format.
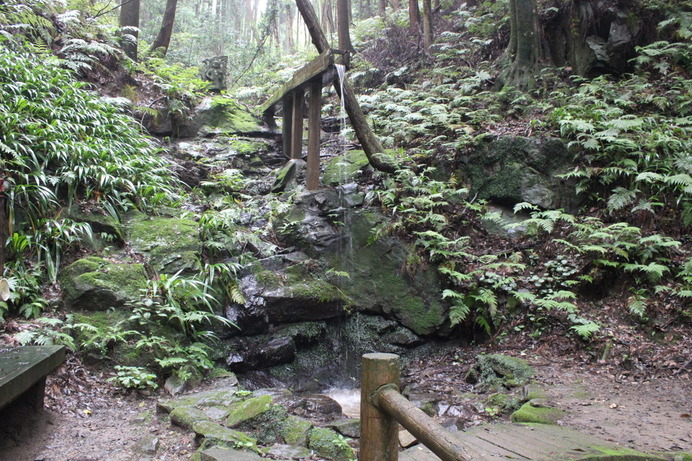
[224, 187, 447, 381]
[466, 136, 579, 210]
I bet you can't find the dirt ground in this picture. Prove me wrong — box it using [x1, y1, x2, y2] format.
[0, 342, 689, 461]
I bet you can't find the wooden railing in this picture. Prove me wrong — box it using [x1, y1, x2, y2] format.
[360, 353, 478, 461]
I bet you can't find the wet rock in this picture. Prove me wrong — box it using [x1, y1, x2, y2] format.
[276, 394, 343, 422]
[323, 150, 372, 186]
[279, 415, 313, 446]
[227, 337, 296, 372]
[59, 257, 148, 311]
[272, 159, 306, 193]
[328, 419, 360, 438]
[225, 395, 273, 428]
[308, 427, 356, 461]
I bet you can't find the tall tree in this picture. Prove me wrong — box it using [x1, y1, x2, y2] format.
[119, 0, 140, 60]
[337, 0, 354, 53]
[422, 0, 432, 51]
[409, 0, 420, 34]
[378, 0, 386, 17]
[504, 0, 542, 88]
[150, 0, 179, 56]
[295, 0, 396, 173]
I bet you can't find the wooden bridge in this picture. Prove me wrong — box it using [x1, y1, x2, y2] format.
[260, 49, 347, 191]
[361, 353, 667, 461]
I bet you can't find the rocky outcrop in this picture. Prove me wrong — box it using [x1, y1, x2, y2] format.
[465, 136, 579, 211]
[59, 256, 148, 311]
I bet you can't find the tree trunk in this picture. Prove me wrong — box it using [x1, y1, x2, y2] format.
[337, 0, 354, 52]
[422, 0, 432, 51]
[119, 0, 140, 60]
[504, 0, 541, 89]
[409, 0, 420, 34]
[295, 0, 396, 173]
[392, 0, 400, 10]
[378, 0, 386, 17]
[150, 0, 179, 56]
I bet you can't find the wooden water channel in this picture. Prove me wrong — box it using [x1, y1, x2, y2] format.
[261, 50, 346, 191]
[361, 353, 664, 461]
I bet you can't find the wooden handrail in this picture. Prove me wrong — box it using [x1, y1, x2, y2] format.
[361, 353, 480, 461]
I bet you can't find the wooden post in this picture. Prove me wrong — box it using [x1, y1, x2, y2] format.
[361, 353, 400, 461]
[374, 386, 477, 461]
[283, 94, 294, 158]
[291, 88, 305, 160]
[306, 80, 322, 190]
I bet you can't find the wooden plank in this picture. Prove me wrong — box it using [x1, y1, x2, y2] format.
[260, 51, 335, 114]
[453, 431, 531, 460]
[282, 94, 293, 158]
[0, 345, 65, 410]
[306, 80, 322, 190]
[290, 88, 305, 160]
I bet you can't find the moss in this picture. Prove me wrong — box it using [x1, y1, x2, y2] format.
[60, 257, 148, 311]
[126, 216, 201, 275]
[170, 406, 211, 430]
[192, 420, 258, 452]
[225, 394, 273, 428]
[279, 415, 313, 446]
[577, 446, 668, 460]
[511, 401, 565, 425]
[308, 427, 355, 461]
[234, 404, 290, 445]
[323, 150, 371, 186]
[207, 97, 262, 134]
[469, 354, 535, 389]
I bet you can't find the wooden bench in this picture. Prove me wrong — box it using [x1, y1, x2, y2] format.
[0, 345, 66, 411]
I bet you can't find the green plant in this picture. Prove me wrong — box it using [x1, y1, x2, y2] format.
[14, 317, 77, 350]
[107, 366, 159, 390]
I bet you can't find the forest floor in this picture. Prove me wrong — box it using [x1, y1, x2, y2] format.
[0, 335, 689, 461]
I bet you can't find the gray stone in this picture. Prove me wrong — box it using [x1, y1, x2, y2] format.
[132, 435, 159, 456]
[272, 159, 306, 193]
[192, 420, 258, 450]
[199, 446, 263, 461]
[265, 443, 312, 459]
[328, 418, 360, 438]
[170, 406, 211, 430]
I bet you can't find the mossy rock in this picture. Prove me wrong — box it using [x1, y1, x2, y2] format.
[234, 404, 290, 446]
[202, 97, 264, 135]
[170, 406, 211, 430]
[225, 395, 273, 428]
[192, 420, 258, 452]
[308, 427, 355, 461]
[126, 215, 201, 275]
[323, 150, 372, 186]
[158, 388, 240, 414]
[279, 415, 313, 446]
[59, 256, 148, 311]
[511, 401, 565, 425]
[467, 354, 535, 390]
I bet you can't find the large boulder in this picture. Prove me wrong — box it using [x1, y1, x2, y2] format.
[59, 256, 148, 310]
[466, 136, 579, 211]
[125, 214, 201, 275]
[180, 96, 266, 138]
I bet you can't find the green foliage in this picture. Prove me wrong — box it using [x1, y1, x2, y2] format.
[14, 317, 77, 350]
[107, 366, 159, 390]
